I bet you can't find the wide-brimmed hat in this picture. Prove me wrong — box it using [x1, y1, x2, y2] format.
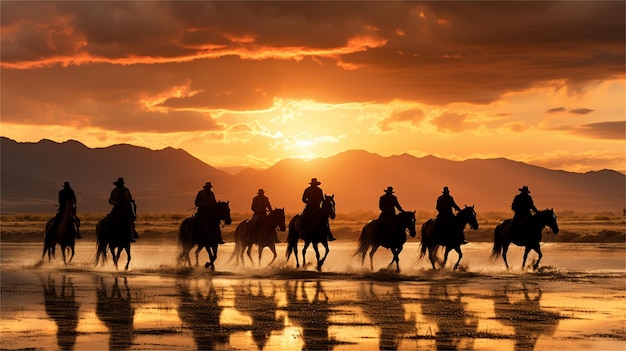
[113, 177, 125, 186]
[257, 188, 265, 194]
[309, 178, 321, 185]
[442, 186, 450, 194]
[63, 181, 70, 188]
[384, 186, 394, 193]
[203, 182, 213, 189]
[519, 185, 530, 193]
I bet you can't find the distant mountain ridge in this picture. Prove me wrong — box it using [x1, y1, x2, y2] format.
[1, 137, 624, 214]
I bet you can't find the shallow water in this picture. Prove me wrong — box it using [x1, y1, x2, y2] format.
[1, 242, 625, 350]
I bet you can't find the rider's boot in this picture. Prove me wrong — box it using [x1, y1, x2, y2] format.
[328, 231, 336, 241]
[217, 231, 225, 244]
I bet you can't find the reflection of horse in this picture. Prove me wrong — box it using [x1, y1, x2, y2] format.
[419, 205, 479, 270]
[42, 274, 79, 351]
[286, 195, 336, 271]
[228, 208, 286, 266]
[177, 280, 230, 350]
[93, 200, 137, 270]
[491, 209, 559, 270]
[96, 276, 135, 351]
[234, 282, 284, 350]
[42, 200, 77, 264]
[358, 282, 417, 350]
[177, 201, 232, 270]
[421, 284, 479, 351]
[354, 210, 416, 272]
[492, 284, 561, 351]
[284, 280, 331, 351]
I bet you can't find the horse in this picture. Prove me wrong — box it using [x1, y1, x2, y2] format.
[354, 210, 417, 272]
[177, 201, 232, 271]
[42, 200, 77, 264]
[228, 208, 286, 266]
[286, 194, 336, 271]
[93, 200, 137, 270]
[490, 208, 559, 270]
[419, 205, 479, 270]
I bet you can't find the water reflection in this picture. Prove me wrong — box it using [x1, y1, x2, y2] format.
[233, 282, 285, 350]
[492, 284, 561, 351]
[358, 282, 417, 350]
[284, 280, 332, 350]
[421, 284, 479, 350]
[42, 274, 80, 351]
[177, 280, 229, 350]
[96, 276, 135, 350]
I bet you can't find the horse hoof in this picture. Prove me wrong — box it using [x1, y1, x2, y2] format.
[205, 262, 210, 269]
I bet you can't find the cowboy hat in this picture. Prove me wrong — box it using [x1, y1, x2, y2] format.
[113, 177, 125, 186]
[519, 185, 530, 193]
[384, 186, 394, 193]
[309, 178, 321, 185]
[257, 188, 265, 194]
[203, 182, 213, 188]
[442, 186, 450, 193]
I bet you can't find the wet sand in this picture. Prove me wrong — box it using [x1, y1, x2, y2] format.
[1, 241, 624, 350]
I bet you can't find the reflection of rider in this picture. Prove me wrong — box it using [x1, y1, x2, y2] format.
[511, 186, 538, 236]
[436, 186, 466, 244]
[109, 177, 138, 242]
[194, 182, 225, 244]
[378, 186, 404, 236]
[301, 178, 336, 241]
[52, 181, 82, 239]
[250, 189, 279, 243]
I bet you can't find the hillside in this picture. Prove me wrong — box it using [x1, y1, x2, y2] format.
[1, 137, 624, 214]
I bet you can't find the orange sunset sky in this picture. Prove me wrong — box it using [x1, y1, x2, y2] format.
[1, 1, 625, 174]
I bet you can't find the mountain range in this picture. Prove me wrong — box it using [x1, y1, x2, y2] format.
[1, 137, 624, 214]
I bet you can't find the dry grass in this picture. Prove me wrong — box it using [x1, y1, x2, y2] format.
[1, 210, 624, 244]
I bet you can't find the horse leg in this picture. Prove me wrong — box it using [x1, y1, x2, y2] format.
[194, 246, 203, 267]
[257, 245, 264, 266]
[532, 245, 543, 270]
[428, 247, 437, 270]
[368, 245, 379, 271]
[68, 245, 75, 264]
[318, 242, 329, 271]
[522, 246, 532, 270]
[502, 243, 511, 270]
[60, 244, 68, 265]
[110, 247, 118, 269]
[301, 241, 311, 267]
[245, 244, 254, 266]
[205, 245, 217, 271]
[390, 247, 402, 272]
[453, 247, 463, 270]
[312, 244, 322, 272]
[268, 245, 277, 266]
[124, 246, 131, 271]
[443, 247, 451, 268]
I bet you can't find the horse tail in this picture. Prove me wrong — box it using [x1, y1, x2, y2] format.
[93, 218, 106, 266]
[418, 220, 432, 259]
[353, 221, 373, 258]
[490, 221, 505, 260]
[285, 215, 299, 260]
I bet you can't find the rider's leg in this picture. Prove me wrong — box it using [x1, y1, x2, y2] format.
[75, 216, 82, 239]
[327, 223, 336, 241]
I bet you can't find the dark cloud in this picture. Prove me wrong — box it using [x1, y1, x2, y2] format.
[374, 108, 424, 132]
[1, 1, 624, 127]
[547, 107, 566, 113]
[569, 108, 595, 115]
[430, 111, 470, 133]
[557, 121, 625, 140]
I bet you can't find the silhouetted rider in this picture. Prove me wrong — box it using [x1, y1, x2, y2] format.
[194, 181, 225, 244]
[301, 178, 336, 241]
[250, 188, 279, 243]
[510, 185, 538, 236]
[51, 181, 81, 239]
[378, 186, 404, 237]
[109, 177, 138, 242]
[436, 186, 466, 244]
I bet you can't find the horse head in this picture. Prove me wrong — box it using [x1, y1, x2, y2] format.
[272, 207, 287, 232]
[537, 208, 559, 234]
[217, 201, 232, 225]
[460, 205, 479, 230]
[323, 194, 336, 220]
[399, 210, 417, 237]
